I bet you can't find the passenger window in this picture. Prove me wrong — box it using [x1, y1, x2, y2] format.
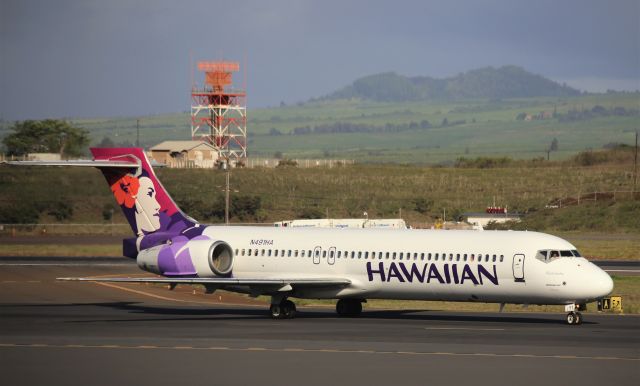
[322, 251, 327, 258]
[294, 250, 299, 257]
[337, 251, 341, 258]
[274, 250, 278, 257]
[364, 252, 368, 259]
[351, 251, 355, 259]
[492, 255, 496, 262]
[449, 253, 453, 261]
[399, 253, 403, 260]
[392, 252, 396, 260]
[330, 250, 335, 258]
[301, 250, 305, 257]
[315, 250, 320, 257]
[463, 254, 467, 261]
[427, 253, 431, 261]
[248, 249, 252, 256]
[235, 249, 240, 256]
[308, 250, 312, 257]
[255, 249, 258, 256]
[357, 252, 361, 259]
[470, 254, 474, 262]
[456, 254, 460, 261]
[268, 249, 272, 257]
[500, 255, 504, 262]
[385, 252, 390, 259]
[262, 249, 265, 256]
[435, 253, 439, 261]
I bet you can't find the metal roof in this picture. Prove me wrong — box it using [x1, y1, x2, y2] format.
[150, 141, 216, 152]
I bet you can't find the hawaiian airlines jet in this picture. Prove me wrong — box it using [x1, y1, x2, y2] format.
[9, 148, 614, 325]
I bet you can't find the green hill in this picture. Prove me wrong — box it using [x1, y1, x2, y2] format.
[325, 66, 580, 102]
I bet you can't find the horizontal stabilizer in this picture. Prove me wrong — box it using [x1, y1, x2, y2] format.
[5, 160, 140, 168]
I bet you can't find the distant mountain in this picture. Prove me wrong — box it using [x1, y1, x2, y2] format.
[324, 66, 580, 102]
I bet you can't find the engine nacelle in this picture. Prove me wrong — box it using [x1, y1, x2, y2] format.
[188, 239, 234, 277]
[137, 238, 234, 277]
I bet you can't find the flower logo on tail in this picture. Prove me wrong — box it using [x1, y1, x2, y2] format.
[111, 175, 140, 208]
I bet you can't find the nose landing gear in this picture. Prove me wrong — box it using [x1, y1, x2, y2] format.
[566, 311, 582, 325]
[565, 304, 584, 325]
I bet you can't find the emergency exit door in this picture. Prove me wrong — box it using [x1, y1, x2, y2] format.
[513, 254, 525, 282]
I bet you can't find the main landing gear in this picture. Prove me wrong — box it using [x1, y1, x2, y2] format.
[565, 304, 584, 325]
[269, 298, 297, 319]
[336, 299, 363, 317]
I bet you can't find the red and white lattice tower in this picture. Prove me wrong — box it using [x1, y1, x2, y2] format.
[191, 61, 247, 160]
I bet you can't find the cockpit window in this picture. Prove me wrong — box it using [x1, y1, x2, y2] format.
[536, 249, 577, 263]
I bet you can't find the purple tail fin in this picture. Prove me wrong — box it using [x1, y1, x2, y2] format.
[91, 148, 197, 238]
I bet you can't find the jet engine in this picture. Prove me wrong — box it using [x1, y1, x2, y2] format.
[137, 237, 234, 277]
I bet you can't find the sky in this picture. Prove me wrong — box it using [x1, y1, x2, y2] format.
[1, 0, 639, 120]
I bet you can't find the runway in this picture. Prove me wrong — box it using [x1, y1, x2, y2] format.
[0, 260, 638, 385]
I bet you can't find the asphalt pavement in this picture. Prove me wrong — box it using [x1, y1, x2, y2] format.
[0, 260, 638, 386]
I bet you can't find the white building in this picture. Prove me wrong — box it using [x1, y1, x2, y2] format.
[464, 212, 522, 230]
[274, 218, 407, 229]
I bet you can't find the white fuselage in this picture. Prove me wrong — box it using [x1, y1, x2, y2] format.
[184, 226, 614, 306]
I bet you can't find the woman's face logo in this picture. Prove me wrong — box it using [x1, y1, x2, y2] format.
[135, 176, 161, 233]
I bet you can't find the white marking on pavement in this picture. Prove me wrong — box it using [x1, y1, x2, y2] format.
[0, 343, 636, 361]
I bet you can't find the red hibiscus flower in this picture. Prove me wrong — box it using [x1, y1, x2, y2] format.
[111, 175, 140, 208]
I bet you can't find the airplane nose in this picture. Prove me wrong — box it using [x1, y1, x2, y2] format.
[595, 268, 614, 298]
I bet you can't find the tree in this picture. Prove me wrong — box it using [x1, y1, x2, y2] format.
[97, 136, 116, 148]
[2, 119, 89, 157]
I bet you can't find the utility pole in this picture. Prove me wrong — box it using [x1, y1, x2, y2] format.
[224, 159, 230, 224]
[136, 119, 140, 148]
[634, 130, 638, 192]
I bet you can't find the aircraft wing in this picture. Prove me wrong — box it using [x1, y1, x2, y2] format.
[57, 276, 351, 292]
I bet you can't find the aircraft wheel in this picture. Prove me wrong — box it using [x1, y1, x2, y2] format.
[281, 300, 297, 319]
[270, 304, 282, 319]
[566, 312, 577, 325]
[336, 299, 349, 316]
[336, 299, 362, 317]
[575, 312, 582, 325]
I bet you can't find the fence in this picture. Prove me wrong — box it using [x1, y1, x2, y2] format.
[545, 190, 639, 208]
[0, 223, 132, 236]
[0, 222, 277, 236]
[244, 158, 355, 168]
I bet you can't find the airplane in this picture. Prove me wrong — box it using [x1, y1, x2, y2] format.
[8, 147, 614, 325]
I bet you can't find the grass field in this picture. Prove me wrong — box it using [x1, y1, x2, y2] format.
[2, 93, 635, 164]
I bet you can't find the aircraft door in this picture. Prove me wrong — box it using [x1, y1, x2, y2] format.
[328, 247, 336, 265]
[513, 254, 525, 282]
[313, 247, 321, 265]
